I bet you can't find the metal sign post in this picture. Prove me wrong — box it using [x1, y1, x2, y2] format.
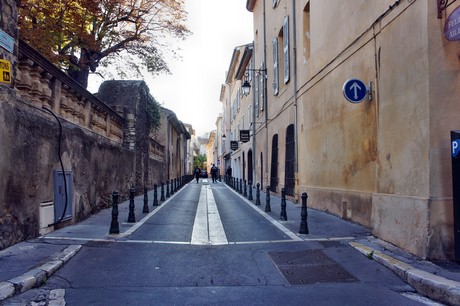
[451, 130, 460, 261]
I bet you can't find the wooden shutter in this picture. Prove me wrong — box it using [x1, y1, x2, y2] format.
[283, 16, 290, 84]
[273, 37, 279, 95]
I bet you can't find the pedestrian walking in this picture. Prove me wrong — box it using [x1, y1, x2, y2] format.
[226, 165, 232, 177]
[194, 166, 201, 183]
[211, 164, 218, 183]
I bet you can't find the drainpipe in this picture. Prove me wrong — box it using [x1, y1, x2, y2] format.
[292, 0, 299, 201]
[251, 43, 257, 185]
[263, 0, 269, 189]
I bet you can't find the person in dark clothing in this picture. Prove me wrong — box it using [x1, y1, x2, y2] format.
[194, 166, 201, 183]
[226, 166, 232, 177]
[211, 164, 217, 183]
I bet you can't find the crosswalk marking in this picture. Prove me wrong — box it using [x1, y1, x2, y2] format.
[191, 185, 228, 245]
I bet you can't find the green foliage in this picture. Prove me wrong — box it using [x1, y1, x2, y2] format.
[147, 95, 161, 131]
[18, 0, 191, 87]
[193, 154, 207, 169]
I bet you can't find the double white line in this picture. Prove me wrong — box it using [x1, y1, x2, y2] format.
[191, 185, 228, 245]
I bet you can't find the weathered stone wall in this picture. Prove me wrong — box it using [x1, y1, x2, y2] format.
[0, 82, 167, 250]
[97, 80, 168, 188]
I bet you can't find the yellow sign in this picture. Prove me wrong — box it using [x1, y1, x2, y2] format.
[0, 59, 11, 83]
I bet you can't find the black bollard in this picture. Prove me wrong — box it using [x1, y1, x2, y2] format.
[170, 179, 175, 195]
[109, 191, 120, 234]
[153, 184, 159, 206]
[244, 180, 247, 197]
[255, 183, 261, 205]
[160, 182, 165, 201]
[265, 186, 271, 212]
[280, 188, 287, 221]
[166, 180, 170, 197]
[174, 178, 178, 192]
[128, 187, 136, 223]
[248, 181, 253, 201]
[299, 192, 309, 234]
[239, 178, 243, 194]
[143, 186, 149, 213]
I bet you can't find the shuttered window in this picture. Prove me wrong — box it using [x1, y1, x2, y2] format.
[283, 16, 290, 84]
[259, 63, 264, 111]
[273, 37, 279, 95]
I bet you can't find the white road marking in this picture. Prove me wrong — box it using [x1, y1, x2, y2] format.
[227, 187, 303, 242]
[43, 183, 358, 245]
[191, 185, 228, 245]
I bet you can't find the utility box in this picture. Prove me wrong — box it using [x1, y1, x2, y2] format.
[451, 131, 460, 261]
[39, 201, 54, 235]
[53, 170, 73, 223]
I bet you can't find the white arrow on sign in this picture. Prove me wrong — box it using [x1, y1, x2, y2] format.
[350, 82, 361, 99]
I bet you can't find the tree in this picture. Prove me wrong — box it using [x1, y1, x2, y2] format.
[193, 154, 206, 169]
[18, 0, 190, 88]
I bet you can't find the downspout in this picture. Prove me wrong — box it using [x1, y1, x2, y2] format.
[251, 43, 256, 184]
[263, 0, 269, 188]
[292, 0, 299, 201]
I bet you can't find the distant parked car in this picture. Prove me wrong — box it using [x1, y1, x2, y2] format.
[201, 170, 208, 178]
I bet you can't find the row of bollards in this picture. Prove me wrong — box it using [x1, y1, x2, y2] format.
[224, 175, 309, 235]
[109, 175, 195, 234]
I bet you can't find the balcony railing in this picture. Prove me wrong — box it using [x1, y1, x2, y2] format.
[15, 39, 124, 143]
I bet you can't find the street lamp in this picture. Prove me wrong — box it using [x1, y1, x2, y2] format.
[241, 68, 267, 96]
[242, 80, 251, 96]
[222, 134, 226, 141]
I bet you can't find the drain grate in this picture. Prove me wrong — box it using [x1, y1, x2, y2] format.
[269, 249, 357, 285]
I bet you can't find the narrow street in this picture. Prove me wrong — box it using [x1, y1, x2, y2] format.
[1, 180, 431, 305]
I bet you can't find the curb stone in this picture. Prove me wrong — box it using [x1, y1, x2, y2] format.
[0, 245, 82, 301]
[349, 241, 460, 305]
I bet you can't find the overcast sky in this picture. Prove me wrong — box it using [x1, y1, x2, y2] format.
[90, 1, 253, 137]
[150, 0, 253, 137]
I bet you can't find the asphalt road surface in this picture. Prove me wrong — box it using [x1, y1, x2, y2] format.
[1, 179, 435, 306]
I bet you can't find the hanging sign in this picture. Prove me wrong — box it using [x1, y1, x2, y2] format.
[239, 130, 250, 143]
[230, 141, 239, 151]
[0, 59, 11, 84]
[445, 5, 460, 41]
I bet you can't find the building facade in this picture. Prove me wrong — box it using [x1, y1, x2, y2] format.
[221, 44, 255, 186]
[245, 0, 460, 260]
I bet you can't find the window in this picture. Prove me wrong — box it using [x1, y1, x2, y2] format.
[283, 16, 290, 84]
[272, 37, 279, 95]
[303, 2, 311, 62]
[248, 104, 252, 128]
[255, 73, 259, 117]
[237, 89, 241, 110]
[259, 63, 265, 111]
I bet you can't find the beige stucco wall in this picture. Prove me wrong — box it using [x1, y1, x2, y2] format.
[248, 0, 460, 259]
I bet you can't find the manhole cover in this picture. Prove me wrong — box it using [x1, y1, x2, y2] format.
[269, 250, 357, 285]
[269, 249, 334, 265]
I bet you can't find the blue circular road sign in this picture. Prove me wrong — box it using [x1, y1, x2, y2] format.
[343, 78, 367, 103]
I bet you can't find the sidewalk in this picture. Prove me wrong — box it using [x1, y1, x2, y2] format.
[1, 181, 460, 305]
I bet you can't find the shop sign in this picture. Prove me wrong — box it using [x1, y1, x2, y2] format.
[445, 6, 460, 41]
[239, 130, 250, 143]
[230, 141, 239, 151]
